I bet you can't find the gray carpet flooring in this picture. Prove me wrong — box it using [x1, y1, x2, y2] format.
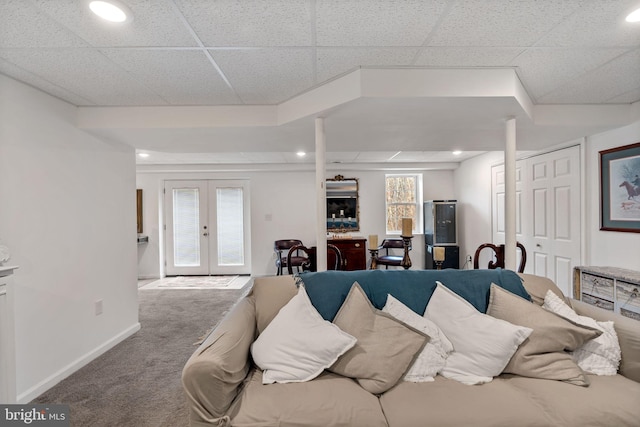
[32, 285, 250, 427]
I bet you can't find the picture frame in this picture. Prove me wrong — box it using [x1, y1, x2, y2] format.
[600, 142, 640, 233]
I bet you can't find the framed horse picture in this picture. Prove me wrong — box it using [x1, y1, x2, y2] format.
[600, 142, 640, 232]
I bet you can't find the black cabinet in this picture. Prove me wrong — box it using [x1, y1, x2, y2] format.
[424, 200, 459, 269]
[425, 245, 459, 269]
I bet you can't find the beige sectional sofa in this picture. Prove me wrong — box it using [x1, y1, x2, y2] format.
[182, 270, 640, 427]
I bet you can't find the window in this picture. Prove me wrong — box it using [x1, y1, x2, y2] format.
[385, 174, 423, 234]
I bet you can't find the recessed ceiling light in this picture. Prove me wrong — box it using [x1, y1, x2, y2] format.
[137, 152, 150, 158]
[89, 1, 131, 23]
[452, 150, 462, 156]
[296, 151, 306, 157]
[626, 7, 640, 22]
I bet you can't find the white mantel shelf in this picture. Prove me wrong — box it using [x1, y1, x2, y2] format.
[0, 266, 18, 277]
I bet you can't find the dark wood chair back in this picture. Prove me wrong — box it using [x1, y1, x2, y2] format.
[286, 244, 343, 274]
[473, 242, 527, 273]
[274, 239, 305, 275]
[375, 238, 409, 269]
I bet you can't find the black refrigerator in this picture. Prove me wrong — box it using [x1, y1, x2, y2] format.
[424, 200, 459, 269]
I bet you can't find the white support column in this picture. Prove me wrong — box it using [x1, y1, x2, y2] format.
[504, 117, 517, 271]
[315, 118, 327, 272]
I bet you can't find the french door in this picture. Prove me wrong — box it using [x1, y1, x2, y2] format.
[492, 145, 581, 295]
[164, 180, 250, 276]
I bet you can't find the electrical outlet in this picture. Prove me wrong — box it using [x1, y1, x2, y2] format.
[95, 300, 103, 316]
[466, 255, 472, 263]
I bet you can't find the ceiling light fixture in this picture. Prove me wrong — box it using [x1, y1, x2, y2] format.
[137, 152, 150, 158]
[626, 7, 640, 22]
[89, 1, 131, 23]
[452, 150, 462, 156]
[296, 151, 306, 157]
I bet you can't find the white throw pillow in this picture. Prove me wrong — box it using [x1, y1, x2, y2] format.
[251, 286, 357, 384]
[424, 282, 533, 385]
[542, 290, 621, 375]
[382, 294, 453, 382]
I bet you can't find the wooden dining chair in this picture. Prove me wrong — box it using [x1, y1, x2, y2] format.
[374, 238, 409, 269]
[286, 244, 343, 274]
[473, 242, 527, 273]
[274, 239, 307, 275]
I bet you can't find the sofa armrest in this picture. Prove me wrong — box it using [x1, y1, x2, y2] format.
[182, 295, 257, 427]
[571, 299, 640, 383]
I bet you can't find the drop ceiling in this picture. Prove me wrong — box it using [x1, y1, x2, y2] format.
[1, 0, 639, 166]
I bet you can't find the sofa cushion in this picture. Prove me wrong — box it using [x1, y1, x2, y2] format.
[380, 373, 640, 427]
[571, 299, 640, 383]
[250, 287, 356, 384]
[382, 294, 453, 382]
[487, 285, 601, 386]
[504, 374, 640, 427]
[328, 282, 429, 394]
[518, 272, 568, 305]
[379, 375, 551, 427]
[228, 369, 388, 427]
[543, 290, 621, 375]
[300, 269, 530, 321]
[425, 282, 532, 385]
[250, 275, 297, 334]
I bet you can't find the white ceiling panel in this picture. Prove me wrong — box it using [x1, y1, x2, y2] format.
[0, 56, 93, 105]
[316, 48, 419, 83]
[316, 0, 449, 46]
[1, 0, 639, 165]
[512, 48, 630, 101]
[608, 87, 640, 103]
[211, 48, 314, 104]
[32, 0, 197, 47]
[535, 0, 640, 47]
[100, 49, 241, 104]
[0, 0, 88, 48]
[538, 49, 640, 104]
[413, 47, 523, 67]
[174, 0, 312, 47]
[429, 0, 582, 47]
[0, 48, 165, 105]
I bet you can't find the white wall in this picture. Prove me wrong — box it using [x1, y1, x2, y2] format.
[0, 75, 139, 402]
[136, 167, 456, 277]
[586, 121, 640, 270]
[455, 120, 640, 274]
[453, 151, 504, 265]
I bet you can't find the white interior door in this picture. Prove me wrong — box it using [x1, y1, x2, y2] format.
[492, 145, 581, 295]
[165, 180, 250, 276]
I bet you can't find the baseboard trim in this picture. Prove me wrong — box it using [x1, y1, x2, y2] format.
[17, 322, 141, 403]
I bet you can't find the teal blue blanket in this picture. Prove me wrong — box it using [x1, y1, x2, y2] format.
[298, 269, 529, 321]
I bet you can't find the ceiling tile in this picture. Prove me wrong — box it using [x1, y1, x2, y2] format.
[0, 56, 93, 105]
[413, 47, 523, 66]
[326, 152, 362, 163]
[175, 0, 312, 46]
[0, 0, 88, 48]
[351, 152, 400, 162]
[316, 48, 419, 83]
[512, 48, 630, 100]
[100, 49, 240, 104]
[608, 87, 640, 103]
[32, 0, 197, 47]
[535, 0, 640, 47]
[316, 0, 449, 46]
[211, 48, 314, 104]
[538, 49, 640, 104]
[429, 0, 582, 47]
[0, 48, 166, 105]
